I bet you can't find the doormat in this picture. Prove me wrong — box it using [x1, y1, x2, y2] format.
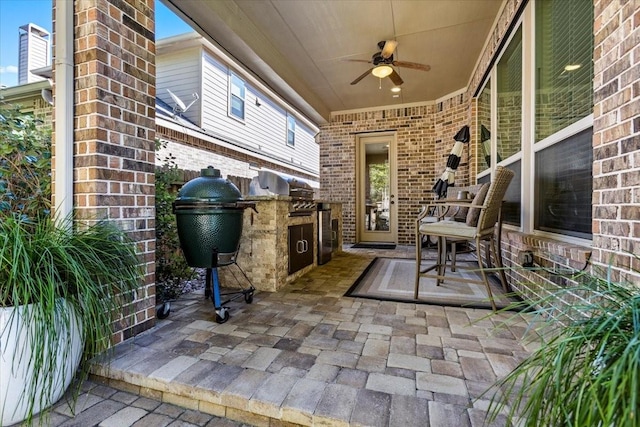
[345, 257, 521, 310]
[351, 243, 396, 250]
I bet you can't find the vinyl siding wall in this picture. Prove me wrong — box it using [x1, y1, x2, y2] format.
[156, 45, 318, 177]
[199, 50, 318, 174]
[156, 47, 202, 126]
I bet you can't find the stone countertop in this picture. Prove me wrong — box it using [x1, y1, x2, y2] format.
[242, 194, 291, 201]
[242, 195, 342, 204]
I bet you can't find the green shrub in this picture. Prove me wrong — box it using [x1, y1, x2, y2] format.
[0, 106, 52, 222]
[485, 262, 640, 427]
[1, 107, 143, 425]
[154, 140, 194, 302]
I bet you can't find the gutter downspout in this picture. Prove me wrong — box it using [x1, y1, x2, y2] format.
[54, 0, 74, 221]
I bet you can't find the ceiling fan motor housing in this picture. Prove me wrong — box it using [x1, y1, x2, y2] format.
[372, 52, 393, 65]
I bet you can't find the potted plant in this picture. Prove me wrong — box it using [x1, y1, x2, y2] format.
[484, 261, 640, 426]
[0, 107, 143, 425]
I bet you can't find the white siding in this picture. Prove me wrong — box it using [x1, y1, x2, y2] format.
[18, 25, 50, 84]
[200, 51, 318, 175]
[156, 47, 202, 126]
[156, 42, 318, 177]
[292, 122, 319, 172]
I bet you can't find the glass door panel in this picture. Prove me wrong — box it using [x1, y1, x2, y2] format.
[357, 134, 397, 243]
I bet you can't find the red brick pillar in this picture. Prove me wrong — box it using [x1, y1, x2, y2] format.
[592, 0, 640, 283]
[65, 0, 156, 343]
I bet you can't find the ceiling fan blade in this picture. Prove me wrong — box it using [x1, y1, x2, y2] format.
[351, 68, 373, 85]
[393, 61, 431, 72]
[388, 69, 404, 86]
[343, 59, 373, 64]
[381, 40, 398, 59]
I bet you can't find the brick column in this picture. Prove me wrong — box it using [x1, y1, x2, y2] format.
[71, 0, 156, 342]
[592, 0, 640, 282]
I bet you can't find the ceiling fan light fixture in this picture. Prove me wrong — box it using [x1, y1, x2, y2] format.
[372, 65, 393, 79]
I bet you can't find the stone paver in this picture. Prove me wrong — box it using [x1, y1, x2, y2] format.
[387, 353, 431, 372]
[248, 373, 298, 418]
[313, 383, 358, 425]
[416, 372, 468, 396]
[149, 355, 199, 382]
[240, 346, 281, 371]
[389, 394, 429, 426]
[366, 372, 416, 396]
[460, 357, 497, 383]
[99, 406, 147, 427]
[428, 401, 472, 427]
[362, 338, 390, 357]
[281, 378, 327, 424]
[350, 389, 392, 427]
[221, 369, 271, 409]
[35, 247, 537, 427]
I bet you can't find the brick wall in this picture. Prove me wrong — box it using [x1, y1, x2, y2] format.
[156, 125, 318, 184]
[592, 0, 640, 283]
[320, 0, 640, 296]
[317, 1, 529, 247]
[319, 100, 474, 245]
[71, 0, 156, 343]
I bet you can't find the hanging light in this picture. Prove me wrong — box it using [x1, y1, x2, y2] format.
[371, 65, 393, 79]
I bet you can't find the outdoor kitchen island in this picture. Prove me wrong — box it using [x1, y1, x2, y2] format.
[233, 195, 342, 292]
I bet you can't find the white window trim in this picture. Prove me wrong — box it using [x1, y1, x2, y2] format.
[228, 71, 246, 122]
[286, 113, 296, 147]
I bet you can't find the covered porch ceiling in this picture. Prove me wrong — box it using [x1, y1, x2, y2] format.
[162, 0, 504, 125]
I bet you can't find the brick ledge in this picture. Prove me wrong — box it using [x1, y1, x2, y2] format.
[503, 229, 592, 265]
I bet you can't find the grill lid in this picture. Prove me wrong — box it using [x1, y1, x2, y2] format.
[175, 166, 243, 205]
[249, 170, 314, 199]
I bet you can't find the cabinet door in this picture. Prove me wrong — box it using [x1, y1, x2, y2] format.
[288, 223, 314, 274]
[331, 219, 339, 253]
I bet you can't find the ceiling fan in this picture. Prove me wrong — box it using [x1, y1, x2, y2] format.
[346, 40, 431, 86]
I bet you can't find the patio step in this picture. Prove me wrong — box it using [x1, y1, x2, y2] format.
[91, 359, 344, 427]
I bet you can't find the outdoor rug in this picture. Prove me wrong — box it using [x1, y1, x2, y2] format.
[345, 257, 520, 310]
[351, 243, 396, 250]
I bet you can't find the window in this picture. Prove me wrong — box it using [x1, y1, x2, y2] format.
[535, 0, 593, 142]
[502, 161, 521, 226]
[533, 0, 593, 239]
[477, 80, 491, 173]
[495, 26, 523, 227]
[229, 73, 245, 120]
[535, 128, 592, 239]
[497, 27, 522, 162]
[287, 114, 296, 147]
[476, 0, 593, 241]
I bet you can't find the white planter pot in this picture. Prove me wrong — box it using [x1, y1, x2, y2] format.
[0, 300, 83, 426]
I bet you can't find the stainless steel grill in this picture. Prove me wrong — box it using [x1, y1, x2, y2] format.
[248, 170, 316, 216]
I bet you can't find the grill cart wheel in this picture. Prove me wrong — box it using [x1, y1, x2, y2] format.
[156, 301, 171, 319]
[215, 308, 229, 324]
[244, 291, 254, 304]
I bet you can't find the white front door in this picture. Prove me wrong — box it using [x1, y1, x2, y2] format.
[356, 133, 397, 243]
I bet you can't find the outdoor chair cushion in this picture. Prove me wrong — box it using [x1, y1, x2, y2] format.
[465, 183, 489, 227]
[450, 183, 485, 221]
[418, 220, 477, 239]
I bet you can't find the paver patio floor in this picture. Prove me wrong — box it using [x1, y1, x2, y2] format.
[83, 246, 539, 426]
